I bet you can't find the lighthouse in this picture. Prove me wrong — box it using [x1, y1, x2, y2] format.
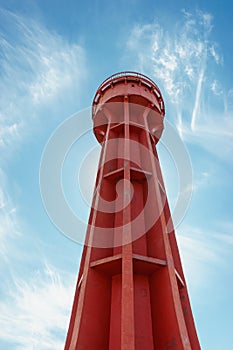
[64, 72, 201, 350]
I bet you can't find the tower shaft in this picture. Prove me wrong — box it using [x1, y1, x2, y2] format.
[64, 72, 201, 350]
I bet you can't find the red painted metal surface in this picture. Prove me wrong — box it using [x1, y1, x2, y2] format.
[64, 72, 201, 349]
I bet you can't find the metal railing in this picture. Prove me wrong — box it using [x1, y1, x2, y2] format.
[95, 71, 161, 96]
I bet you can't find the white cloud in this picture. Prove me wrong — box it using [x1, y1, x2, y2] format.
[177, 222, 233, 290]
[191, 66, 205, 130]
[125, 9, 232, 162]
[0, 6, 87, 267]
[28, 43, 85, 105]
[0, 9, 87, 153]
[179, 115, 233, 162]
[0, 169, 21, 259]
[209, 44, 223, 64]
[0, 9, 87, 255]
[0, 11, 85, 348]
[0, 121, 21, 148]
[126, 10, 219, 104]
[0, 264, 75, 350]
[210, 79, 223, 96]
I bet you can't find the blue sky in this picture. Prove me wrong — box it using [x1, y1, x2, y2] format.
[0, 0, 232, 349]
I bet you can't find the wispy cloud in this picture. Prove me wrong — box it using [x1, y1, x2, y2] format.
[191, 66, 205, 130]
[0, 8, 87, 153]
[0, 264, 75, 350]
[0, 10, 86, 348]
[125, 9, 233, 162]
[0, 169, 21, 259]
[177, 221, 233, 291]
[126, 10, 220, 104]
[0, 8, 87, 253]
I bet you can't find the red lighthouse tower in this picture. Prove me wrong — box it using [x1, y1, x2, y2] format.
[64, 72, 201, 350]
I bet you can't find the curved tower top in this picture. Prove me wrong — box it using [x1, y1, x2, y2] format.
[92, 71, 165, 144]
